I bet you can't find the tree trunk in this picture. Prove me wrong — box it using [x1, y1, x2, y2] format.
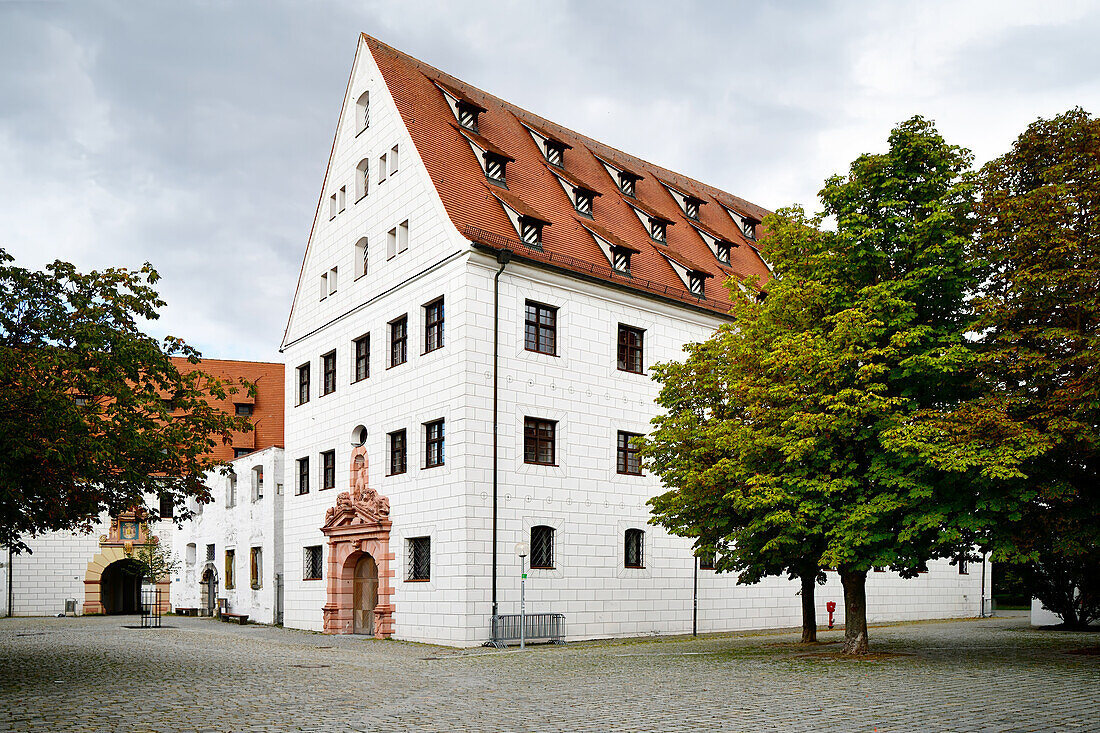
[840, 569, 869, 655]
[800, 572, 818, 643]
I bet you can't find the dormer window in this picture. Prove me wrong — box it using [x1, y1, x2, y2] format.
[716, 242, 731, 264]
[618, 172, 637, 197]
[485, 153, 508, 185]
[545, 140, 565, 166]
[685, 199, 699, 220]
[520, 217, 543, 247]
[574, 188, 594, 216]
[457, 101, 481, 132]
[650, 219, 667, 243]
[612, 247, 631, 273]
[741, 218, 758, 240]
[689, 273, 705, 297]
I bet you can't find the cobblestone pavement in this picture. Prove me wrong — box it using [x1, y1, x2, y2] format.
[1, 612, 1097, 732]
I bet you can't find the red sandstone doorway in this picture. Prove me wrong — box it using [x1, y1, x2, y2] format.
[353, 554, 379, 635]
[99, 559, 142, 614]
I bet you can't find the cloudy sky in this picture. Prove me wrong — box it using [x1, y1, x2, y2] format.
[2, 0, 1097, 362]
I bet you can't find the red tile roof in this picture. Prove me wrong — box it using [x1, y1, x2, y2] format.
[364, 34, 771, 315]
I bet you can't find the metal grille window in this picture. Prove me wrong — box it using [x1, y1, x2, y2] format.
[424, 419, 445, 468]
[530, 525, 555, 569]
[617, 325, 644, 374]
[321, 450, 336, 490]
[407, 537, 431, 581]
[574, 189, 593, 216]
[322, 351, 336, 395]
[624, 529, 645, 568]
[250, 547, 262, 589]
[206, 543, 215, 562]
[424, 298, 444, 353]
[698, 551, 716, 570]
[617, 431, 643, 475]
[296, 457, 309, 495]
[520, 218, 543, 247]
[390, 316, 408, 367]
[523, 417, 556, 465]
[225, 549, 235, 589]
[297, 363, 310, 405]
[716, 242, 731, 264]
[304, 546, 323, 580]
[388, 430, 407, 475]
[354, 334, 370, 382]
[524, 301, 557, 355]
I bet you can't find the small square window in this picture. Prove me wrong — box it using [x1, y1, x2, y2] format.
[319, 272, 328, 301]
[530, 525, 554, 569]
[321, 449, 335, 490]
[388, 429, 407, 475]
[234, 403, 254, 417]
[387, 227, 397, 259]
[390, 316, 408, 367]
[524, 301, 557, 355]
[304, 546, 323, 580]
[353, 334, 370, 382]
[296, 457, 310, 495]
[407, 537, 431, 581]
[322, 351, 336, 396]
[424, 419, 445, 468]
[617, 431, 643, 475]
[617, 325, 644, 374]
[523, 417, 556, 465]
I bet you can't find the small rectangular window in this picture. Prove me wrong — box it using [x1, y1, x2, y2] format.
[458, 103, 479, 132]
[398, 220, 409, 253]
[250, 547, 262, 589]
[716, 242, 731, 264]
[225, 549, 236, 589]
[234, 403, 254, 417]
[612, 247, 631, 273]
[424, 298, 444, 353]
[625, 528, 645, 569]
[304, 546, 323, 580]
[617, 325, 644, 374]
[338, 186, 346, 213]
[486, 154, 506, 183]
[388, 429, 407, 475]
[379, 153, 387, 183]
[520, 218, 542, 247]
[353, 334, 370, 382]
[544, 140, 564, 166]
[226, 474, 237, 507]
[617, 431, 643, 475]
[158, 493, 174, 519]
[206, 543, 215, 562]
[698, 551, 716, 570]
[619, 173, 636, 197]
[329, 193, 337, 220]
[650, 219, 666, 242]
[523, 417, 556, 465]
[251, 466, 264, 502]
[424, 419, 445, 468]
[407, 537, 431, 581]
[297, 363, 310, 405]
[355, 238, 368, 278]
[958, 558, 969, 575]
[530, 525, 554, 569]
[296, 457, 310, 495]
[524, 301, 557, 355]
[319, 272, 328, 300]
[574, 189, 593, 216]
[321, 449, 335, 490]
[390, 315, 408, 367]
[322, 351, 336, 396]
[390, 145, 399, 174]
[387, 227, 397, 259]
[685, 200, 699, 220]
[689, 273, 705, 297]
[329, 266, 338, 295]
[233, 448, 251, 459]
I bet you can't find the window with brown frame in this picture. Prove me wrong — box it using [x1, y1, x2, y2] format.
[250, 547, 262, 589]
[617, 325, 644, 374]
[353, 334, 369, 382]
[322, 351, 336, 396]
[224, 549, 235, 589]
[524, 301, 557, 355]
[390, 316, 408, 367]
[424, 298, 444, 353]
[321, 450, 335, 490]
[424, 419, 444, 468]
[523, 417, 556, 465]
[296, 457, 309, 495]
[388, 430, 407, 475]
[296, 363, 310, 405]
[617, 431, 643, 475]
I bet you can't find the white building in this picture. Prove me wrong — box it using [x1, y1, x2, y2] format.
[276, 34, 988, 647]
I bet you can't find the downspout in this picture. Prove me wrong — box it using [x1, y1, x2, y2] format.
[491, 248, 512, 622]
[6, 545, 12, 618]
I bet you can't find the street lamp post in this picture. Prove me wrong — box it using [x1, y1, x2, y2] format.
[515, 542, 528, 650]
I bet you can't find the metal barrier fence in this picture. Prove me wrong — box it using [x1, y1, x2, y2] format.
[489, 613, 565, 649]
[141, 588, 162, 628]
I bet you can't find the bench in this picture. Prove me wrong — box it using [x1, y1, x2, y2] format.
[221, 612, 249, 625]
[489, 613, 565, 649]
[175, 607, 199, 617]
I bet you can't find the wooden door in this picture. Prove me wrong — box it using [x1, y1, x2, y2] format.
[352, 554, 378, 635]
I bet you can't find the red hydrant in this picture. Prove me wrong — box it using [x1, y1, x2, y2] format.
[826, 601, 836, 630]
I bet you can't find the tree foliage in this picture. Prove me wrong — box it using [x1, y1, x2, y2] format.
[0, 250, 253, 552]
[645, 117, 978, 653]
[134, 527, 183, 583]
[888, 109, 1100, 627]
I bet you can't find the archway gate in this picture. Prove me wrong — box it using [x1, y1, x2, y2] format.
[320, 445, 395, 637]
[83, 511, 169, 615]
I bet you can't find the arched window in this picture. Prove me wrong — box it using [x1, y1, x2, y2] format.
[355, 158, 370, 200]
[530, 525, 555, 569]
[356, 91, 369, 132]
[624, 529, 644, 568]
[354, 237, 368, 278]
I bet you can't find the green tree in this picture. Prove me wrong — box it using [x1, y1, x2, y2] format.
[889, 109, 1100, 627]
[646, 117, 978, 654]
[0, 250, 253, 552]
[134, 527, 182, 583]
